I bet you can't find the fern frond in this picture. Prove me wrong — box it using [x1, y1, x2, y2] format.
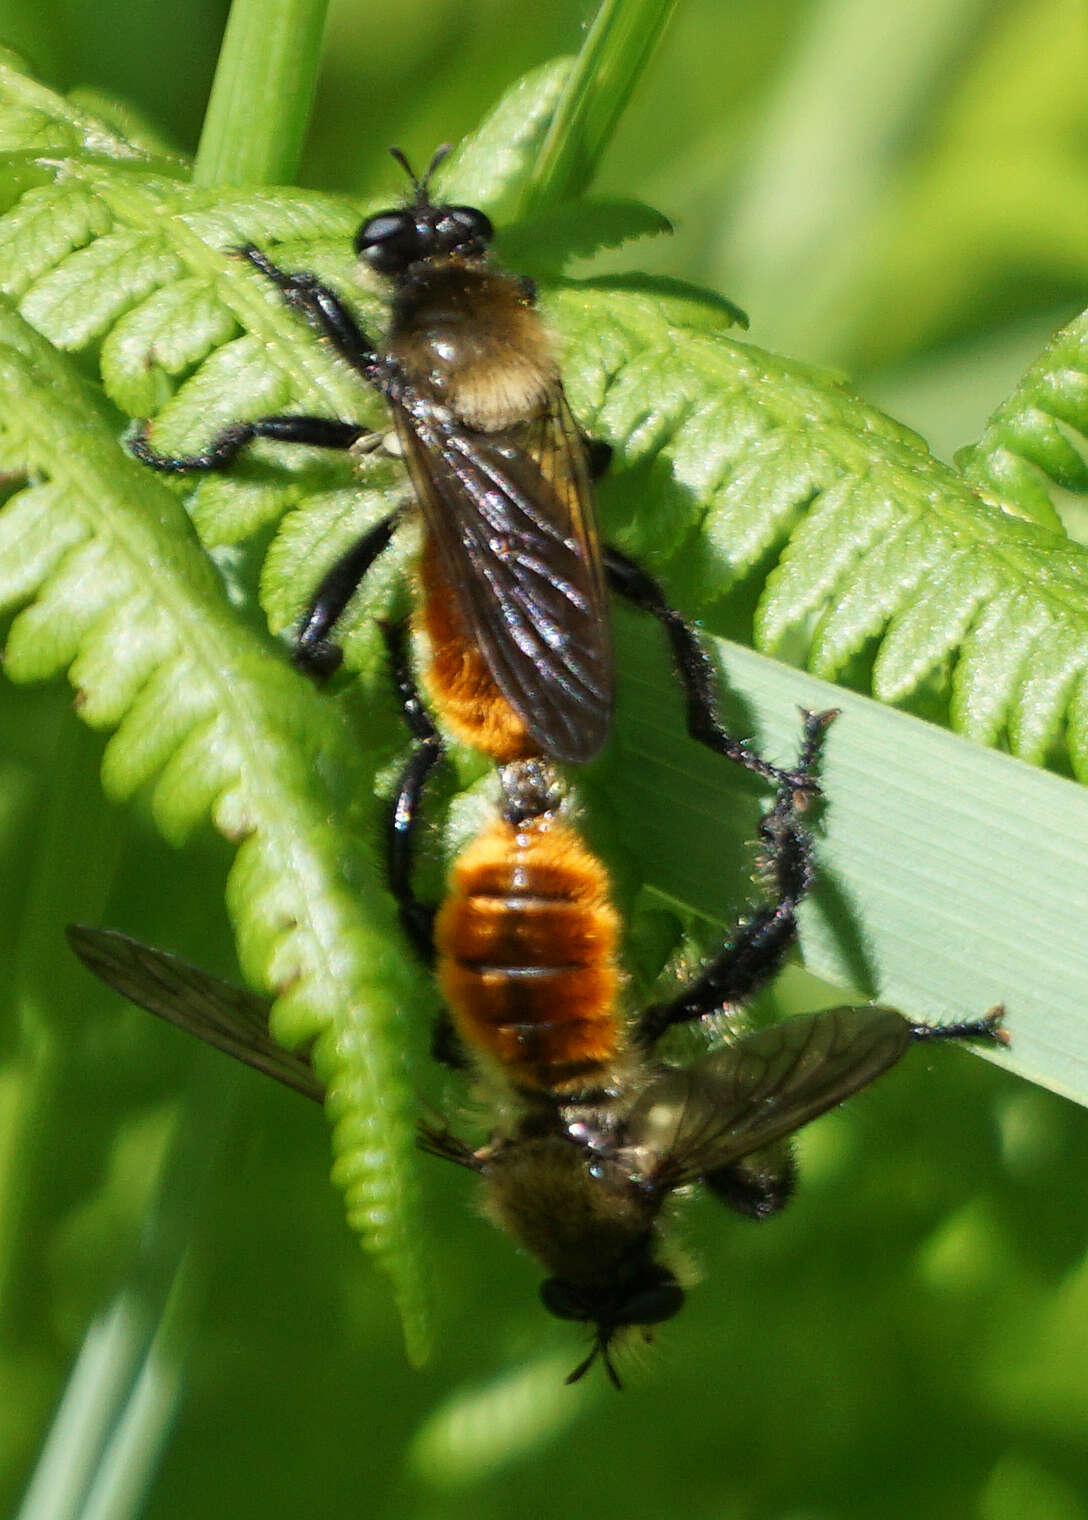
[0, 47, 165, 162]
[2, 79, 1086, 795]
[0, 301, 429, 1357]
[10, 137, 1082, 780]
[548, 287, 1088, 772]
[434, 57, 573, 219]
[958, 307, 1088, 531]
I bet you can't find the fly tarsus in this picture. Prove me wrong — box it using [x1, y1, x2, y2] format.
[908, 1006, 1009, 1047]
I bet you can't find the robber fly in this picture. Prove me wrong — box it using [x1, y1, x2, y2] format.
[69, 679, 1007, 1387]
[131, 146, 609, 764]
[130, 147, 805, 792]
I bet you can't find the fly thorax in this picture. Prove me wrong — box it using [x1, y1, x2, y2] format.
[389, 263, 556, 430]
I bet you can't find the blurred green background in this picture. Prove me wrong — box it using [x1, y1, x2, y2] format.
[2, 1, 1088, 1517]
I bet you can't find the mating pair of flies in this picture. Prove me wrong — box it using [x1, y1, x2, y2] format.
[70, 148, 1007, 1388]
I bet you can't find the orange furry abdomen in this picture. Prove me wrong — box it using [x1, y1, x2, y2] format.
[417, 536, 536, 763]
[434, 814, 621, 1093]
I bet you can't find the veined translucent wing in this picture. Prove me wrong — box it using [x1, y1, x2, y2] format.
[67, 925, 324, 1102]
[394, 385, 613, 764]
[626, 1007, 914, 1190]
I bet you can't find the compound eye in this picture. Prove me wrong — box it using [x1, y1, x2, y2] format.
[617, 1281, 685, 1326]
[540, 1278, 591, 1322]
[354, 210, 421, 273]
[438, 204, 493, 252]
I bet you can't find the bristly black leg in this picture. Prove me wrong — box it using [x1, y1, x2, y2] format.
[236, 245, 385, 377]
[379, 620, 468, 1070]
[638, 709, 835, 1044]
[380, 620, 445, 967]
[237, 246, 441, 420]
[133, 246, 433, 478]
[908, 1006, 1009, 1047]
[131, 415, 369, 474]
[294, 507, 403, 678]
[604, 546, 817, 795]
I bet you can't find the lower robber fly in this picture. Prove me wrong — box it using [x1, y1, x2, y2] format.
[69, 664, 1007, 1386]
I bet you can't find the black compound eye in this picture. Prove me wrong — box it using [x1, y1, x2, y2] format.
[354, 210, 421, 273]
[616, 1280, 684, 1327]
[540, 1278, 591, 1322]
[437, 204, 493, 251]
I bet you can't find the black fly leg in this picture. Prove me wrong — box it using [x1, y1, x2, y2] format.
[133, 242, 423, 474]
[388, 729, 443, 968]
[638, 709, 836, 1045]
[131, 415, 370, 473]
[908, 1007, 1009, 1047]
[237, 246, 419, 412]
[380, 620, 444, 965]
[379, 621, 468, 1072]
[236, 245, 385, 378]
[294, 507, 403, 677]
[605, 546, 817, 795]
[130, 248, 379, 471]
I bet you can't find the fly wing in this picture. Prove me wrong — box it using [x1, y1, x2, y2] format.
[626, 1007, 914, 1191]
[67, 925, 324, 1103]
[394, 386, 613, 764]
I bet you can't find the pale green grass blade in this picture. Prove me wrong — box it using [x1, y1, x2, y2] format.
[610, 614, 1088, 1107]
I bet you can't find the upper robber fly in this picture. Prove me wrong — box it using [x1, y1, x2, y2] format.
[133, 145, 612, 765]
[131, 147, 812, 793]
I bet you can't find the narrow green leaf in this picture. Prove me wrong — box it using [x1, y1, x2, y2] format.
[522, 0, 678, 215]
[610, 616, 1088, 1109]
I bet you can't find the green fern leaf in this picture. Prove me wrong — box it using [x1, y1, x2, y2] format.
[0, 300, 430, 1358]
[0, 47, 162, 161]
[434, 56, 574, 218]
[498, 198, 673, 277]
[958, 307, 1088, 530]
[0, 181, 115, 296]
[543, 286, 1088, 773]
[100, 277, 241, 416]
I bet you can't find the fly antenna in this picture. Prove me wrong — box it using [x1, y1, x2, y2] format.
[600, 1339, 624, 1391]
[388, 146, 419, 193]
[565, 1331, 623, 1390]
[389, 143, 451, 205]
